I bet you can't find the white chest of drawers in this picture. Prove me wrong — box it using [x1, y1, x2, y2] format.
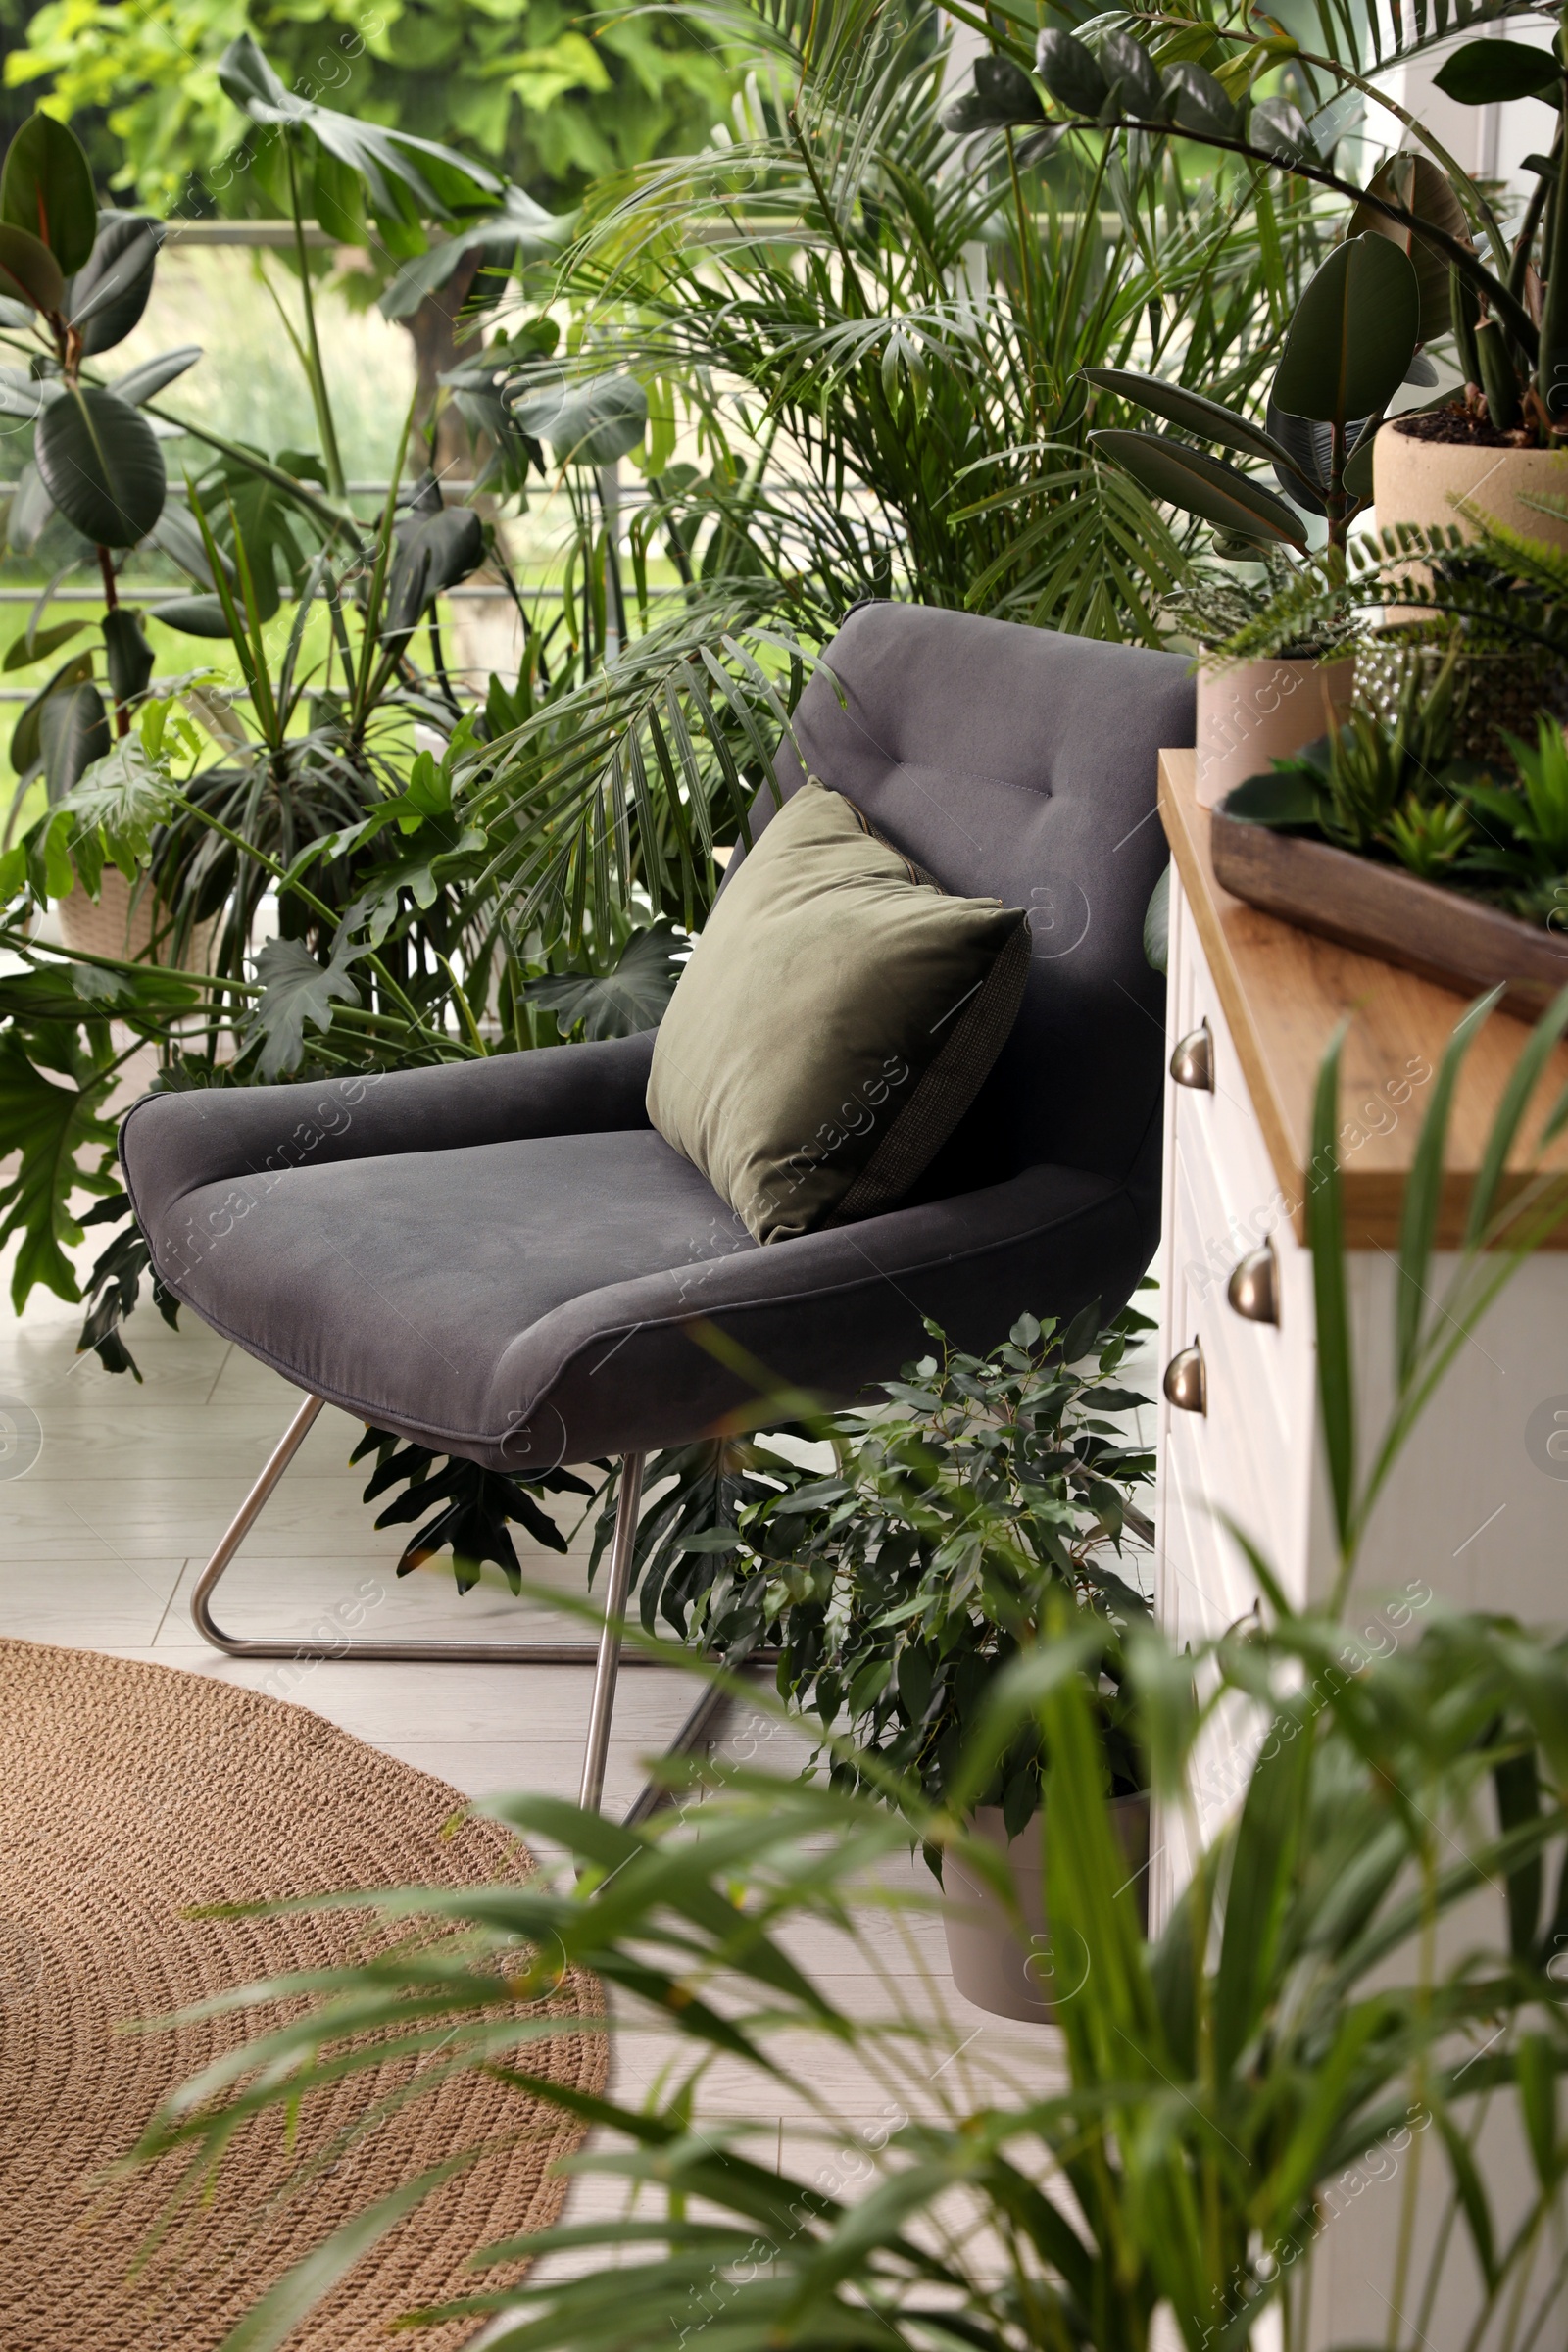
[1152, 750, 1568, 2350]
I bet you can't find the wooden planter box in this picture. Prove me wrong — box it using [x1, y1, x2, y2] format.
[1209, 802, 1568, 1015]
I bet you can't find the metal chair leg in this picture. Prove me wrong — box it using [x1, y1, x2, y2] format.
[578, 1448, 644, 1812]
[191, 1397, 662, 1670]
[189, 1407, 726, 1821]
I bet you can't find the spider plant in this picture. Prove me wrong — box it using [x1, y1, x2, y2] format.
[122, 982, 1568, 2352]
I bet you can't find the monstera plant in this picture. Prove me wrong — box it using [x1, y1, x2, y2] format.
[1084, 234, 1422, 558]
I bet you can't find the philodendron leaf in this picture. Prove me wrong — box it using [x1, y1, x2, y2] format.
[67, 216, 162, 356]
[1349, 154, 1471, 345]
[940, 55, 1045, 133]
[1271, 236, 1420, 429]
[1035, 28, 1108, 116]
[1219, 769, 1325, 827]
[0, 1031, 118, 1309]
[0, 222, 64, 315]
[245, 935, 363, 1079]
[509, 372, 648, 467]
[39, 680, 110, 805]
[1083, 366, 1298, 471]
[1434, 39, 1560, 105]
[1, 114, 97, 275]
[35, 385, 167, 548]
[1090, 428, 1309, 548]
[382, 505, 485, 642]
[67, 735, 177, 863]
[527, 921, 685, 1041]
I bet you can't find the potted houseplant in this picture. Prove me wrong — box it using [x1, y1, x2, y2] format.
[603, 1302, 1157, 2021]
[1081, 237, 1423, 805]
[1372, 40, 1568, 549]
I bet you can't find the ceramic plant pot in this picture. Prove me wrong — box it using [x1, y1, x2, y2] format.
[942, 1792, 1151, 2024]
[1373, 420, 1568, 552]
[1194, 656, 1356, 811]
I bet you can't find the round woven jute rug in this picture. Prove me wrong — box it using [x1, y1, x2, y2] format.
[0, 1638, 608, 2350]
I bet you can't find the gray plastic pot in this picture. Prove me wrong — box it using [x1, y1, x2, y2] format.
[942, 1792, 1151, 2024]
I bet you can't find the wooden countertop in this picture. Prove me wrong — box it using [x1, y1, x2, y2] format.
[1159, 747, 1568, 1249]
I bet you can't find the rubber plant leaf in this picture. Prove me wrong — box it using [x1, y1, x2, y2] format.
[1434, 39, 1560, 105]
[0, 222, 63, 315]
[39, 679, 110, 804]
[1089, 428, 1309, 548]
[10, 650, 95, 775]
[67, 217, 162, 356]
[108, 346, 202, 407]
[1084, 366, 1301, 472]
[1271, 236, 1421, 428]
[1348, 154, 1471, 344]
[145, 594, 232, 640]
[0, 114, 97, 274]
[34, 385, 166, 548]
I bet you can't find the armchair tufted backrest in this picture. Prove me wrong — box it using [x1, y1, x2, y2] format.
[728, 604, 1196, 1202]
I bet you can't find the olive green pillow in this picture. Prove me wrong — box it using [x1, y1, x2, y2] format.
[647, 778, 1030, 1244]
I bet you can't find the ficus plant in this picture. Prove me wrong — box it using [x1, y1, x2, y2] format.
[1084, 233, 1423, 562]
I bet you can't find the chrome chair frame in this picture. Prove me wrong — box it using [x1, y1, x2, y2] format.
[190, 1395, 724, 1817]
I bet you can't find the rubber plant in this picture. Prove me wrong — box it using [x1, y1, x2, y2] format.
[942, 1, 1568, 444]
[0, 112, 185, 783]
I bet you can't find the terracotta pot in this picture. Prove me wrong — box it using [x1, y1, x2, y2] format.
[1194, 656, 1355, 812]
[1372, 420, 1568, 551]
[55, 867, 214, 971]
[942, 1793, 1151, 2024]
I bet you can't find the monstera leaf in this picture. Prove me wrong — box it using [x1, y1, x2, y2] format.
[381, 501, 485, 643]
[509, 372, 648, 467]
[34, 385, 166, 548]
[219, 33, 498, 241]
[0, 1031, 119, 1308]
[379, 185, 572, 320]
[1, 115, 97, 276]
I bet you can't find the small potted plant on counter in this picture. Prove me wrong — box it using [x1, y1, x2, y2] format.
[1084, 236, 1430, 807]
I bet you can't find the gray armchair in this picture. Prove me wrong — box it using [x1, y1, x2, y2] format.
[121, 603, 1194, 1810]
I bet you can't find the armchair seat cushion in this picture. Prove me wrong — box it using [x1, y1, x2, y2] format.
[122, 1049, 1143, 1473]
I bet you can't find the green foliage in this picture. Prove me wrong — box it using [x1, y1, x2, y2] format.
[601, 1304, 1155, 1837]
[4, 0, 731, 216]
[349, 1425, 593, 1592]
[118, 987, 1568, 2352]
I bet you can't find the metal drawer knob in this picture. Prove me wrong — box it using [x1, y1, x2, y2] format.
[1169, 1021, 1213, 1092]
[1227, 1242, 1279, 1327]
[1163, 1340, 1206, 1415]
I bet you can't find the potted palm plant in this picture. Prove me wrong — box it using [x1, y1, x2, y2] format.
[1083, 235, 1424, 806]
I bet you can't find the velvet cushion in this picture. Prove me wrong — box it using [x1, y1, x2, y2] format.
[647, 779, 1030, 1243]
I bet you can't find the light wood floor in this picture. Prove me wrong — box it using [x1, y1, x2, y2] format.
[1, 1211, 1098, 2327]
